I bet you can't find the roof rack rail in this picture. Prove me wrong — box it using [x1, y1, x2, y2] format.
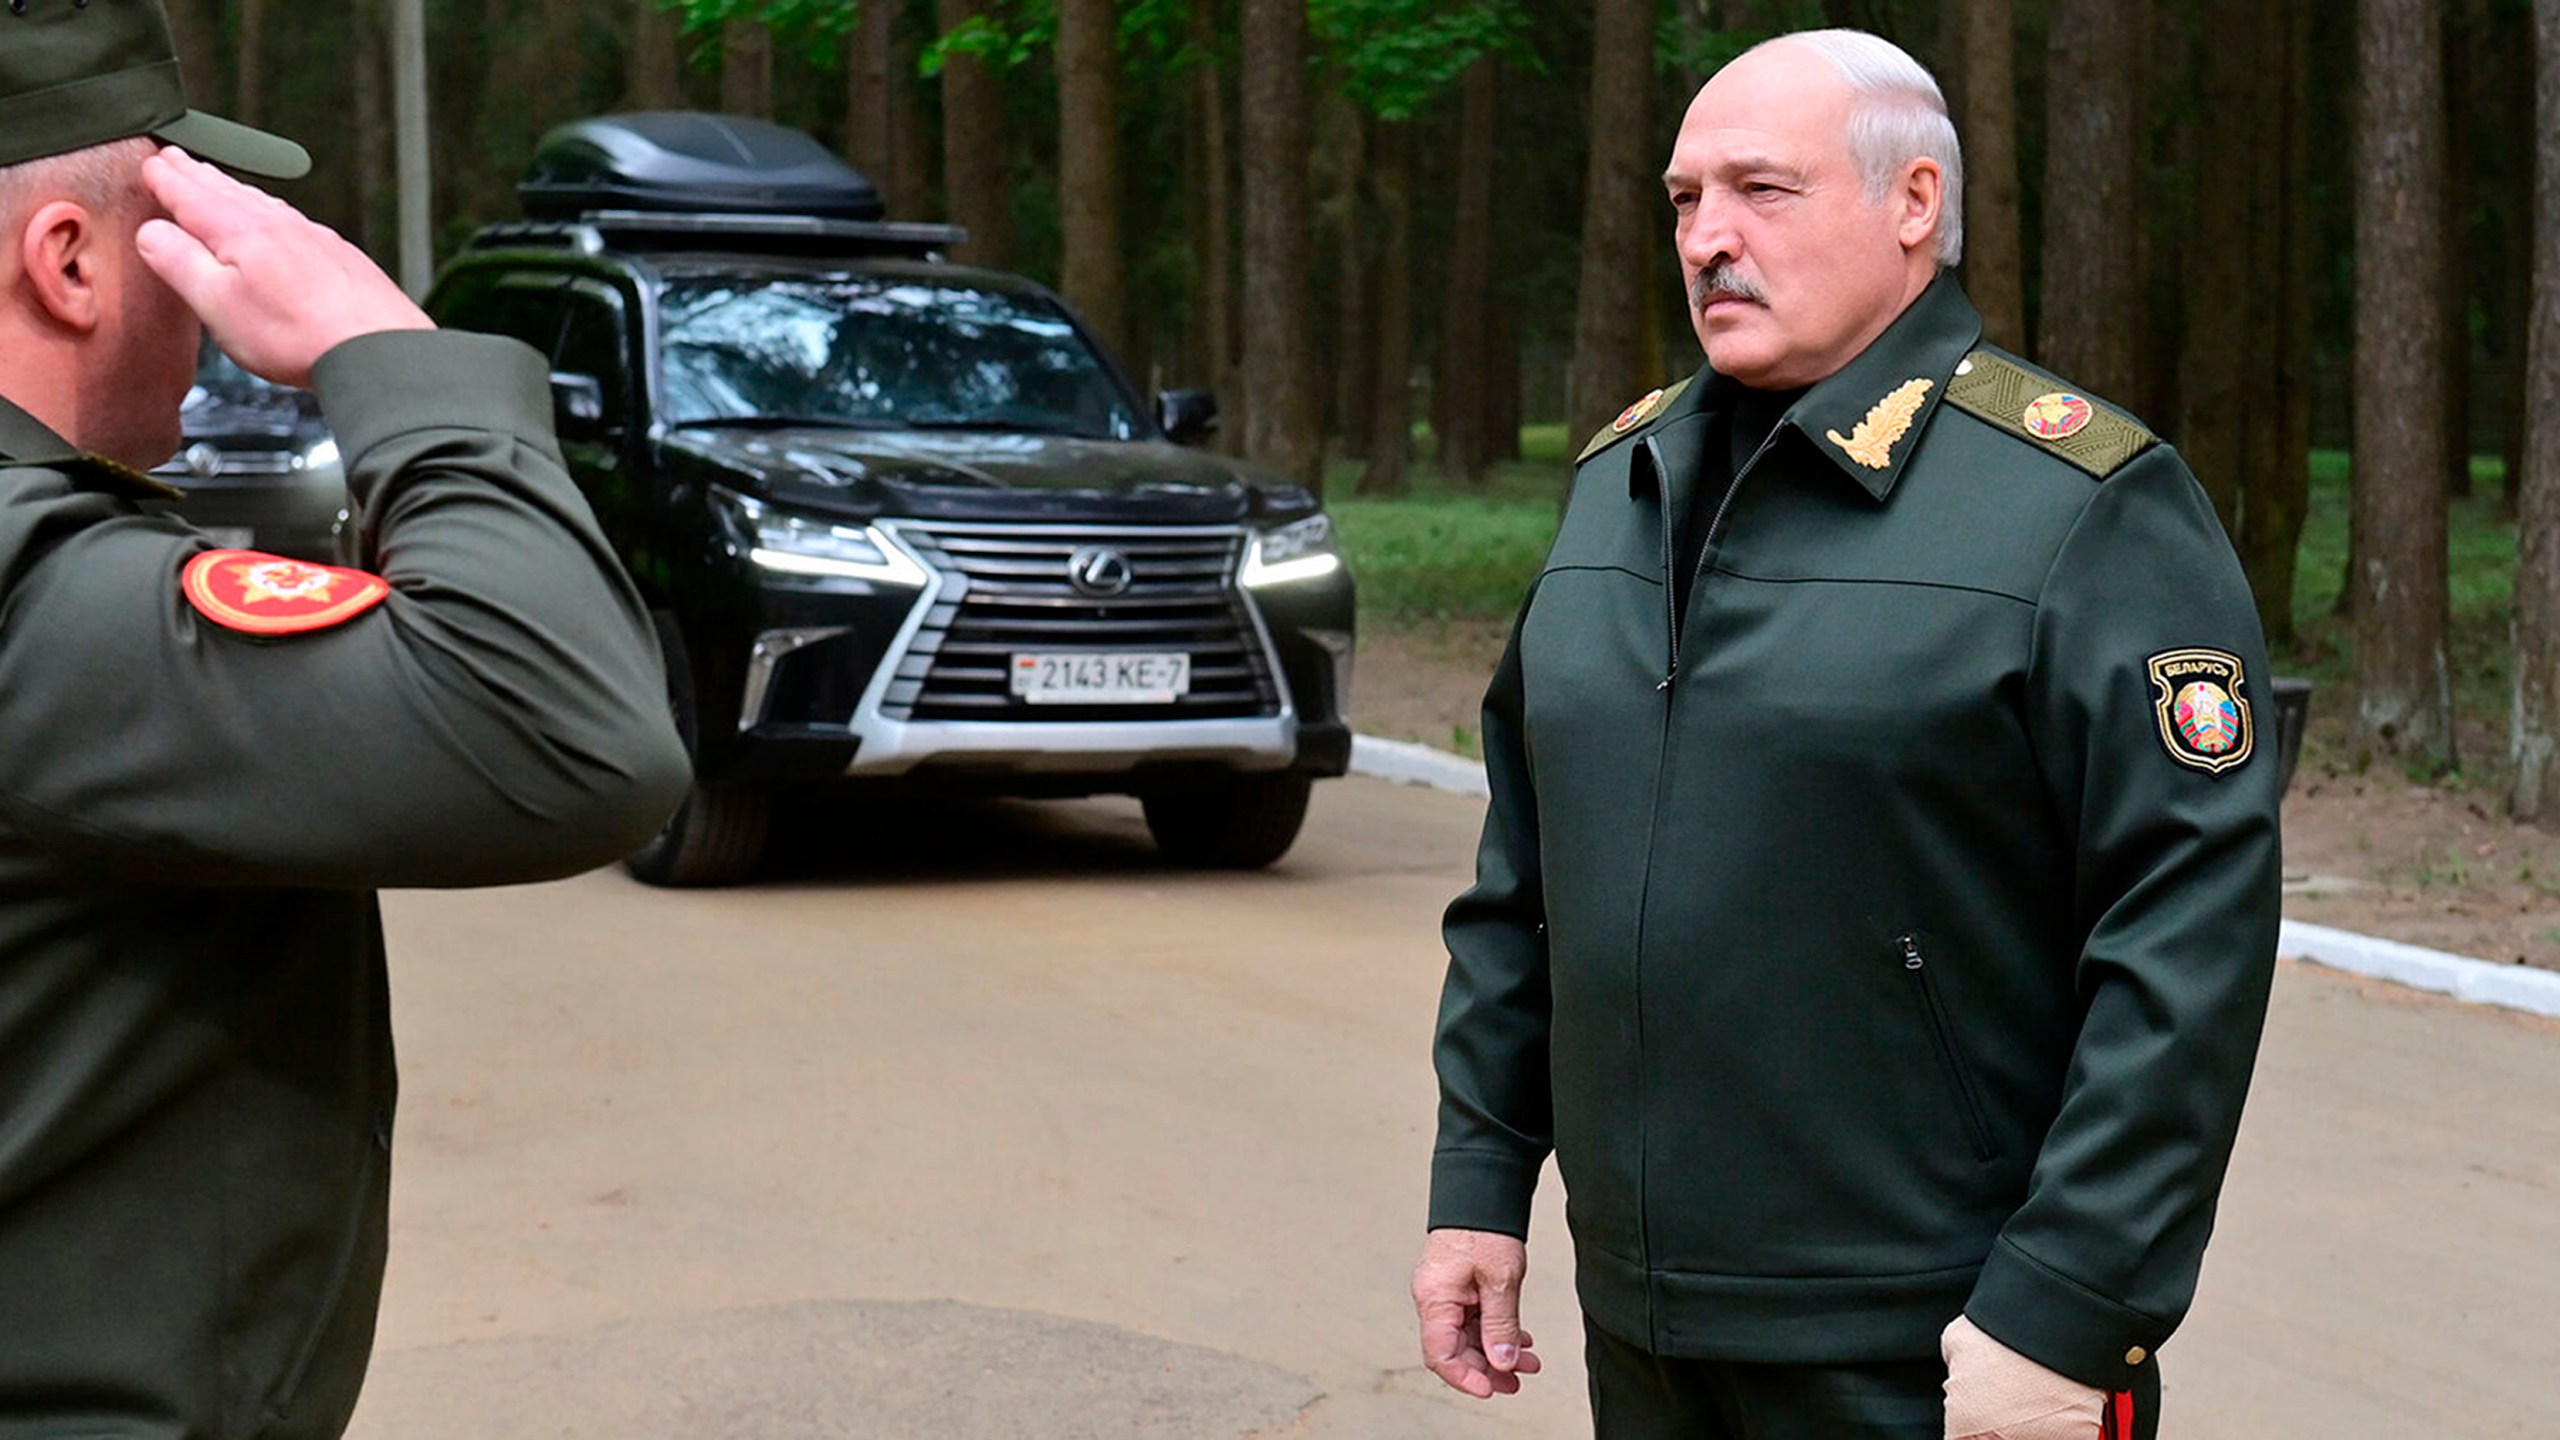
[465, 211, 968, 258]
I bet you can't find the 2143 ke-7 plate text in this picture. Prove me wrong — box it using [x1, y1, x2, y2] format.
[1010, 652, 1192, 705]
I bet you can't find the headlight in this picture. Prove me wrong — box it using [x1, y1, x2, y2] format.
[291, 437, 341, 477]
[721, 491, 928, 586]
[1242, 513, 1342, 588]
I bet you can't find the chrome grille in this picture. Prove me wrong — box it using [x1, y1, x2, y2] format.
[882, 522, 1283, 722]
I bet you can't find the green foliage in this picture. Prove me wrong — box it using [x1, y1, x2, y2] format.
[918, 0, 1053, 74]
[646, 0, 860, 66]
[1310, 0, 1536, 121]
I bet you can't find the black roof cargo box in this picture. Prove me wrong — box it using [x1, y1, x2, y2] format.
[520, 112, 886, 221]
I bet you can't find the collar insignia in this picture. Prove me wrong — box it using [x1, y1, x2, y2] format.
[1825, 377, 1933, 470]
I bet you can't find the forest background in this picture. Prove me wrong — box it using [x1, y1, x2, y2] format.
[159, 0, 2560, 824]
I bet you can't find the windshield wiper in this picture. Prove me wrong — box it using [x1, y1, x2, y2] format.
[669, 415, 894, 431]
[894, 417, 1092, 436]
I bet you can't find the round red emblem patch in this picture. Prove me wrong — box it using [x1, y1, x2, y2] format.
[181, 549, 391, 636]
[2022, 392, 2095, 440]
[1613, 388, 1665, 433]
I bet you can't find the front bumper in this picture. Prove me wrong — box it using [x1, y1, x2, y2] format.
[700, 519, 1354, 788]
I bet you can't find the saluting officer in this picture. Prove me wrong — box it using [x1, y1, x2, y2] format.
[1412, 29, 2281, 1440]
[0, 2, 691, 1434]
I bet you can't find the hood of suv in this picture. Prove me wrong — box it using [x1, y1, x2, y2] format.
[665, 426, 1290, 524]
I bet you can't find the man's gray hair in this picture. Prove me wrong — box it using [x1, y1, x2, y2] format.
[0, 137, 154, 230]
[1747, 29, 1965, 267]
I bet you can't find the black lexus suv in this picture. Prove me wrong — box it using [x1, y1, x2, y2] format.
[425, 114, 1354, 885]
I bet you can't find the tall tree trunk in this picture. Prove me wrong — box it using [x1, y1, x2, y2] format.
[2235, 0, 2315, 650]
[625, 2, 685, 110]
[2181, 0, 2262, 533]
[2442, 4, 2478, 497]
[721, 20, 773, 119]
[1568, 0, 1658, 447]
[1328, 97, 1374, 461]
[1185, 0, 1240, 450]
[1437, 57, 1498, 484]
[847, 1, 932, 219]
[236, 0, 270, 129]
[1488, 303, 1522, 462]
[1056, 0, 1128, 356]
[2500, 0, 2533, 520]
[352, 0, 390, 262]
[165, 0, 224, 111]
[2512, 0, 2560, 819]
[1238, 0, 1320, 489]
[1961, 0, 2027, 352]
[2036, 0, 2143, 400]
[1361, 121, 1414, 496]
[2351, 0, 2456, 763]
[937, 0, 1012, 268]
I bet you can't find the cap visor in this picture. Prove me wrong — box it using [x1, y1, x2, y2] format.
[151, 111, 311, 181]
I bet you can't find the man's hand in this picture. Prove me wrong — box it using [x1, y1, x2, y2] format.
[1941, 1315, 2107, 1439]
[1411, 1227, 1541, 1399]
[135, 147, 432, 390]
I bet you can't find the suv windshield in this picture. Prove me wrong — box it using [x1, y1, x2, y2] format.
[659, 276, 1141, 440]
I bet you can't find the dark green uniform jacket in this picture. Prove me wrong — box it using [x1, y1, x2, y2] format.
[0, 332, 692, 1438]
[1428, 277, 2282, 1391]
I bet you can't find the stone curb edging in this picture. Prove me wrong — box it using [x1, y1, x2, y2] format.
[1348, 734, 1492, 798]
[2279, 919, 2560, 1021]
[1348, 733, 2560, 1023]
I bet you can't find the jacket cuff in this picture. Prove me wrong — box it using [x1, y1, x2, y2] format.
[310, 330, 554, 470]
[1427, 1147, 1541, 1239]
[1965, 1236, 2172, 1390]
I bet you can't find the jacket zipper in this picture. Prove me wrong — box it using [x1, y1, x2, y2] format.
[1899, 934, 1997, 1162]
[1655, 422, 1787, 691]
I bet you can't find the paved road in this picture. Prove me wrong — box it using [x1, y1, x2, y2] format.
[346, 778, 2560, 1439]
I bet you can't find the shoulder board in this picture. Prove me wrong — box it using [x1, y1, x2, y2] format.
[1575, 377, 1694, 465]
[1, 452, 184, 501]
[1942, 351, 2155, 479]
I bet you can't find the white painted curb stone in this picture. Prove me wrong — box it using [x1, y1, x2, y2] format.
[1349, 734, 1490, 798]
[2279, 919, 2560, 1021]
[1351, 733, 2560, 1023]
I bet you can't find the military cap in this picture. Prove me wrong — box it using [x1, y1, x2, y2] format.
[0, 0, 308, 178]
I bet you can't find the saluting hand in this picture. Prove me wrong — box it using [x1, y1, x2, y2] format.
[1412, 1227, 1541, 1399]
[134, 146, 432, 390]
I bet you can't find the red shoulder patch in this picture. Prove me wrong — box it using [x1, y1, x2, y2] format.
[181, 550, 390, 636]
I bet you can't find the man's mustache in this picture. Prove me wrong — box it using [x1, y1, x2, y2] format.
[1690, 263, 1767, 307]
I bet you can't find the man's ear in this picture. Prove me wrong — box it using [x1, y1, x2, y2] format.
[19, 200, 104, 333]
[1895, 158, 1945, 257]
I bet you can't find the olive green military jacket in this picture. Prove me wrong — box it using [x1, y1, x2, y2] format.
[1428, 277, 2282, 1390]
[0, 332, 691, 1438]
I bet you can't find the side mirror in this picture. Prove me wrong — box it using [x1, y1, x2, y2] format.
[1157, 388, 1220, 445]
[550, 372, 607, 439]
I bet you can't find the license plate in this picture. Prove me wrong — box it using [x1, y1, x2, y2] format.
[1010, 652, 1191, 704]
[201, 526, 255, 550]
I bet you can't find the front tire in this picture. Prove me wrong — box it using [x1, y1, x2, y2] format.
[624, 613, 770, 887]
[1141, 771, 1313, 869]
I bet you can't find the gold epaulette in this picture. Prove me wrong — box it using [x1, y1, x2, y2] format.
[1575, 377, 1693, 465]
[1942, 351, 2155, 480]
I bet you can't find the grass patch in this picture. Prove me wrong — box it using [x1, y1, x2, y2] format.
[1324, 424, 1572, 625]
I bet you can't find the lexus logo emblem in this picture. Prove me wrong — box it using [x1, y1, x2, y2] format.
[1067, 545, 1134, 597]
[183, 443, 224, 479]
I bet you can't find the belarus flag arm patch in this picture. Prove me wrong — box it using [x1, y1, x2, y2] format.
[181, 550, 391, 636]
